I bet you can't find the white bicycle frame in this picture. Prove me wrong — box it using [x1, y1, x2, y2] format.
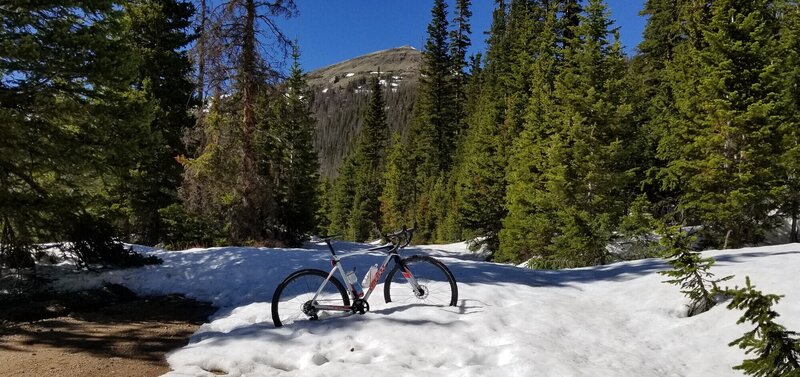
[310, 241, 422, 312]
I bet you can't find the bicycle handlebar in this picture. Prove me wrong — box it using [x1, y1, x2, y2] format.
[384, 226, 415, 248]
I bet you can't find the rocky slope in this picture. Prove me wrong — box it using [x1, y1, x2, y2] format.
[308, 46, 421, 178]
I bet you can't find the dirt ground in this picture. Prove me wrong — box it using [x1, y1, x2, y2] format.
[0, 287, 216, 377]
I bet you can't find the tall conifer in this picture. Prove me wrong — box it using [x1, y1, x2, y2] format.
[119, 0, 196, 245]
[498, 1, 559, 262]
[661, 0, 784, 247]
[347, 76, 388, 241]
[514, 0, 634, 267]
[0, 1, 151, 265]
[381, 133, 413, 232]
[265, 45, 319, 244]
[454, 0, 509, 251]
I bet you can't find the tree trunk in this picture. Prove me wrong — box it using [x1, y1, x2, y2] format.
[197, 0, 206, 105]
[235, 0, 260, 240]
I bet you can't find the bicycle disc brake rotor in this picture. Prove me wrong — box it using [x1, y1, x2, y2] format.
[414, 285, 429, 299]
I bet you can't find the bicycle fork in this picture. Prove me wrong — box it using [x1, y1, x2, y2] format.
[395, 257, 425, 297]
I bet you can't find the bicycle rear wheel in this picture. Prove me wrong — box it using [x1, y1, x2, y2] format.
[383, 255, 458, 307]
[271, 269, 350, 327]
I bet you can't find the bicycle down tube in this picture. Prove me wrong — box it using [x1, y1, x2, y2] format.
[309, 243, 422, 312]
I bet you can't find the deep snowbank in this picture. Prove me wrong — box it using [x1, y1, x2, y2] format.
[48, 242, 800, 376]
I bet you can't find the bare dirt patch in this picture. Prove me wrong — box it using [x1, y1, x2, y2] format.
[0, 286, 215, 377]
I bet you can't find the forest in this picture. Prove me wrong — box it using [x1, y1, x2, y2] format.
[3, 0, 800, 271]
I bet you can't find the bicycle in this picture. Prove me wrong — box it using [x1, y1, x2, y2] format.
[271, 227, 458, 327]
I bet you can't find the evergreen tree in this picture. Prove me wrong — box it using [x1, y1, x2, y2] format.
[315, 179, 333, 234]
[409, 0, 455, 184]
[449, 0, 472, 137]
[521, 0, 634, 267]
[659, 225, 731, 316]
[0, 1, 151, 266]
[327, 158, 356, 237]
[502, 0, 542, 139]
[264, 45, 319, 244]
[776, 2, 800, 243]
[660, 0, 784, 248]
[454, 0, 508, 251]
[498, 0, 558, 263]
[118, 0, 196, 245]
[726, 277, 800, 376]
[180, 93, 242, 240]
[381, 133, 413, 232]
[346, 76, 388, 241]
[407, 0, 459, 242]
[180, 0, 297, 244]
[632, 0, 684, 213]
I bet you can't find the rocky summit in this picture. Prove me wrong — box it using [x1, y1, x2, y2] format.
[308, 46, 421, 178]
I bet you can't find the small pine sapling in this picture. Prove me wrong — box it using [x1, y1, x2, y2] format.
[726, 277, 800, 377]
[659, 225, 732, 316]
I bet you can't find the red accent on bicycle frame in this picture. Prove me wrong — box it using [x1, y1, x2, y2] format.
[401, 269, 412, 279]
[369, 264, 387, 289]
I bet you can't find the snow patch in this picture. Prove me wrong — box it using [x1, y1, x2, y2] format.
[43, 241, 800, 376]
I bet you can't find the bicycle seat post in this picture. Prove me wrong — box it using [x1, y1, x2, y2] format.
[325, 239, 337, 256]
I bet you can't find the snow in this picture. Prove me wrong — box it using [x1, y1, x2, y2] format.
[44, 242, 800, 376]
[345, 73, 355, 78]
[321, 88, 328, 94]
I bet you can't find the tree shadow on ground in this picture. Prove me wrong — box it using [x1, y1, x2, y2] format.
[713, 250, 800, 265]
[0, 292, 216, 362]
[439, 255, 668, 289]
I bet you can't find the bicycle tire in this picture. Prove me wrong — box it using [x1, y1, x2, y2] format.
[383, 255, 458, 307]
[271, 269, 350, 327]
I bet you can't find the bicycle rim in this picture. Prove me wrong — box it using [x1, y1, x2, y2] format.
[272, 270, 349, 327]
[384, 256, 458, 307]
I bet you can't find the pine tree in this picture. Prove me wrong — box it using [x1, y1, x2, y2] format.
[264, 45, 319, 244]
[660, 0, 784, 248]
[726, 277, 800, 376]
[180, 93, 242, 240]
[327, 158, 357, 237]
[449, 0, 472, 137]
[381, 133, 413, 232]
[632, 0, 684, 211]
[346, 76, 388, 241]
[498, 0, 559, 263]
[180, 0, 297, 244]
[522, 0, 634, 268]
[502, 0, 542, 139]
[118, 0, 196, 245]
[409, 0, 455, 185]
[453, 0, 509, 252]
[0, 1, 151, 266]
[776, 2, 800, 243]
[406, 0, 461, 242]
[659, 225, 731, 316]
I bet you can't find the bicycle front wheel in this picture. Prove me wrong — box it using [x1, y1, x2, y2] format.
[271, 269, 350, 327]
[383, 255, 458, 307]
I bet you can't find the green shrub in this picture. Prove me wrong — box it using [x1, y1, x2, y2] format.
[726, 277, 800, 377]
[158, 204, 225, 249]
[659, 225, 732, 316]
[66, 214, 161, 269]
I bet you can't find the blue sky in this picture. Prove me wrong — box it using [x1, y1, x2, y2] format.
[277, 1, 647, 72]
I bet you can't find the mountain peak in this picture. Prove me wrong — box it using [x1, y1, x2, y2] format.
[307, 46, 422, 90]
